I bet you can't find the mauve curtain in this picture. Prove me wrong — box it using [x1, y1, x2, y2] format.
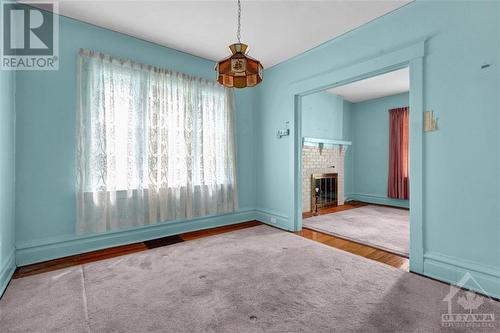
[388, 107, 409, 200]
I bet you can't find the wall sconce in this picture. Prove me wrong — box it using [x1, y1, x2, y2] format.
[424, 110, 438, 132]
[277, 121, 290, 138]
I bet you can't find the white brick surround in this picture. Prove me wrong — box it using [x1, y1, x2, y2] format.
[302, 145, 346, 212]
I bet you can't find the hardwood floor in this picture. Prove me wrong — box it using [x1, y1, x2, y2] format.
[295, 228, 409, 271]
[300, 200, 409, 270]
[302, 200, 408, 219]
[13, 221, 261, 279]
[14, 204, 409, 278]
[302, 200, 367, 219]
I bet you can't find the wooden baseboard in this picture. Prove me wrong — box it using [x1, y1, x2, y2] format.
[0, 249, 16, 298]
[346, 194, 409, 208]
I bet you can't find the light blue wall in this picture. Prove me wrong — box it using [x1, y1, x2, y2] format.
[256, 0, 499, 294]
[0, 67, 16, 295]
[348, 92, 409, 208]
[15, 14, 257, 255]
[300, 91, 410, 208]
[7, 0, 500, 298]
[301, 91, 344, 139]
[301, 91, 354, 194]
[343, 100, 353, 197]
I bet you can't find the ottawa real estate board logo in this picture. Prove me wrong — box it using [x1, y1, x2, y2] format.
[1, 1, 58, 70]
[442, 272, 497, 329]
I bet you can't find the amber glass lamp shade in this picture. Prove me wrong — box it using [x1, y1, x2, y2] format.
[215, 43, 263, 88]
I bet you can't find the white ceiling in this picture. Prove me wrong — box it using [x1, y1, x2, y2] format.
[29, 0, 411, 68]
[328, 67, 409, 103]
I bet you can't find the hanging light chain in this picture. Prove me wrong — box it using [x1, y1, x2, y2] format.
[216, 0, 263, 88]
[237, 0, 241, 43]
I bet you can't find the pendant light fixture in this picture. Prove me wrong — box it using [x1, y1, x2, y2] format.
[215, 0, 263, 88]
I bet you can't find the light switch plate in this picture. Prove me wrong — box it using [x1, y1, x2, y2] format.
[277, 128, 290, 138]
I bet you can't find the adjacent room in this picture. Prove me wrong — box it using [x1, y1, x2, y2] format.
[1, 1, 499, 332]
[301, 68, 410, 258]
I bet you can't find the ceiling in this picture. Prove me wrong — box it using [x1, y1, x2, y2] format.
[29, 0, 411, 68]
[328, 67, 409, 103]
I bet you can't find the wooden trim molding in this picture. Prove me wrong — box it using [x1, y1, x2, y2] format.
[424, 252, 500, 299]
[0, 249, 16, 298]
[292, 40, 426, 276]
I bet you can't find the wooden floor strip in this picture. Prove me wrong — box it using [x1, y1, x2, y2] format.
[302, 200, 367, 219]
[13, 205, 408, 278]
[294, 228, 409, 270]
[13, 220, 262, 279]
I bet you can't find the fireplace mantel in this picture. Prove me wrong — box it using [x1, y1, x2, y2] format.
[302, 137, 352, 151]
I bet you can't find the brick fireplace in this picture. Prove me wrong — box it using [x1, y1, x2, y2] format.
[302, 144, 347, 212]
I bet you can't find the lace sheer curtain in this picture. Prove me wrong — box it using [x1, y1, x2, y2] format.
[76, 49, 238, 234]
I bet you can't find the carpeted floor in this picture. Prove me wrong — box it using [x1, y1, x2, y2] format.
[303, 205, 410, 257]
[1, 225, 498, 332]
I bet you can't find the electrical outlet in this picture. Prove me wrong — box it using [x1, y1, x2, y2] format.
[270, 217, 277, 224]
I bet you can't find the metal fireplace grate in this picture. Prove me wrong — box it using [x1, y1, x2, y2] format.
[311, 173, 338, 212]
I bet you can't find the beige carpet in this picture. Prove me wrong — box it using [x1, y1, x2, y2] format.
[1, 225, 498, 332]
[303, 205, 409, 256]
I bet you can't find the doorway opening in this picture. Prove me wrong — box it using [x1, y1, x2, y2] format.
[297, 67, 411, 269]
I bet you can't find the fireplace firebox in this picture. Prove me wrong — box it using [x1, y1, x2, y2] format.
[311, 173, 338, 213]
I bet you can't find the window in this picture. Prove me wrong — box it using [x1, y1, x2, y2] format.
[76, 49, 238, 233]
[388, 106, 409, 200]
